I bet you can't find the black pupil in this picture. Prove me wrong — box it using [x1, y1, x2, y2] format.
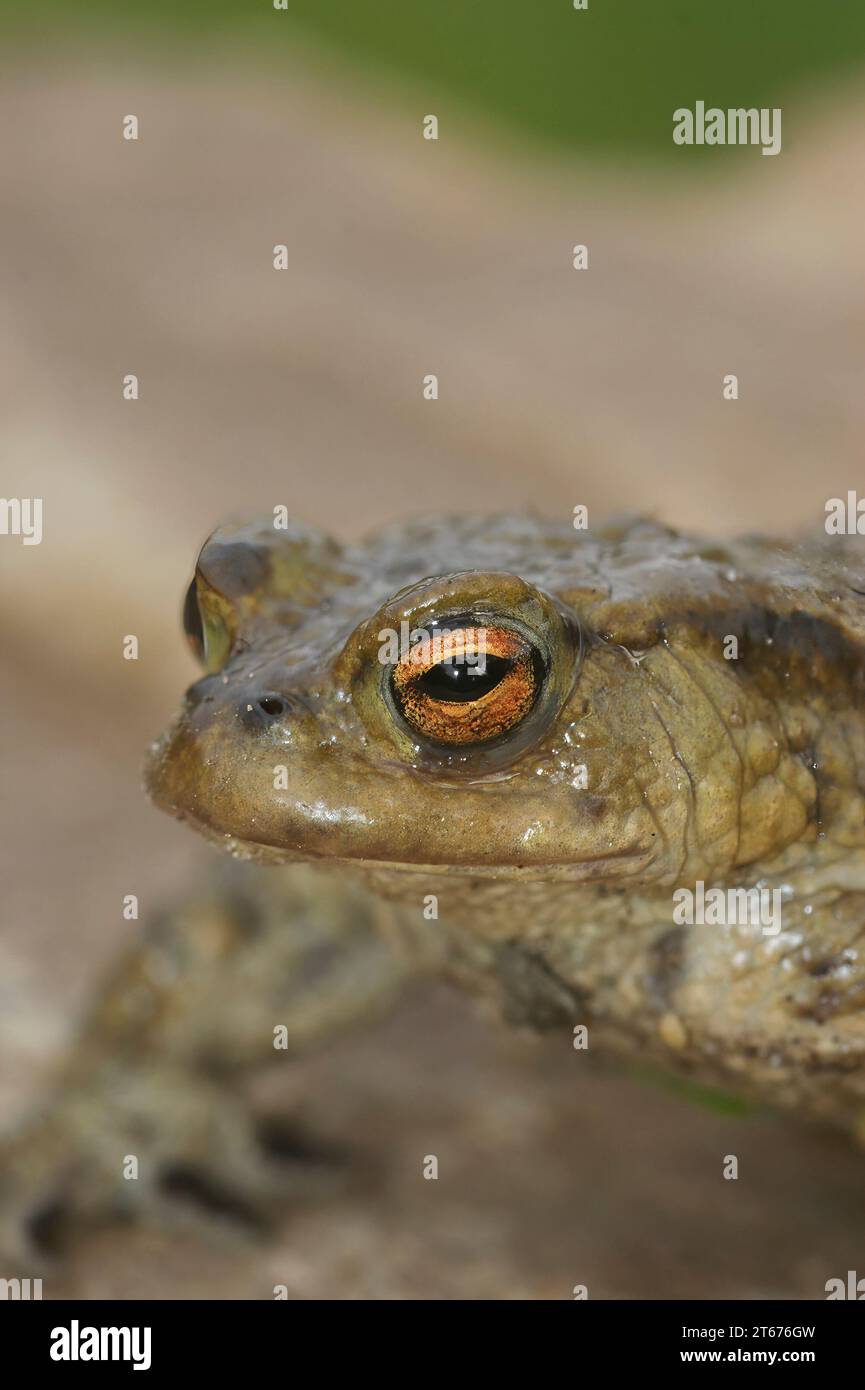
[417, 654, 512, 702]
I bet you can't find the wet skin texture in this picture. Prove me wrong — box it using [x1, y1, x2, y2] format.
[146, 513, 865, 1124]
[4, 512, 865, 1263]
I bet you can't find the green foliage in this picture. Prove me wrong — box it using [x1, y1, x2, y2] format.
[3, 0, 864, 161]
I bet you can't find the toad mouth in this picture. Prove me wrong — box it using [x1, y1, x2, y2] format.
[160, 803, 658, 881]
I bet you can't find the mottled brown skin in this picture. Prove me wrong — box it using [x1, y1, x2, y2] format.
[147, 513, 865, 1114]
[4, 513, 865, 1262]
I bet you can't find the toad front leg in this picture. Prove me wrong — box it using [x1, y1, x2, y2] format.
[0, 865, 435, 1266]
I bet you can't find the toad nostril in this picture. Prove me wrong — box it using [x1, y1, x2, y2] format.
[240, 691, 302, 729]
[185, 675, 217, 709]
[255, 694, 288, 719]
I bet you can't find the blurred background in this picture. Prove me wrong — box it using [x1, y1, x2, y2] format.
[1, 0, 865, 1298]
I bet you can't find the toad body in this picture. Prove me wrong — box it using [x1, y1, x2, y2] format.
[4, 513, 865, 1258]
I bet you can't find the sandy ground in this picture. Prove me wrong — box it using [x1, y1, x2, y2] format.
[1, 44, 865, 1298]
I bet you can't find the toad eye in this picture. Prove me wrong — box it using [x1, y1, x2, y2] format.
[182, 576, 234, 672]
[391, 624, 545, 746]
[183, 578, 205, 662]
